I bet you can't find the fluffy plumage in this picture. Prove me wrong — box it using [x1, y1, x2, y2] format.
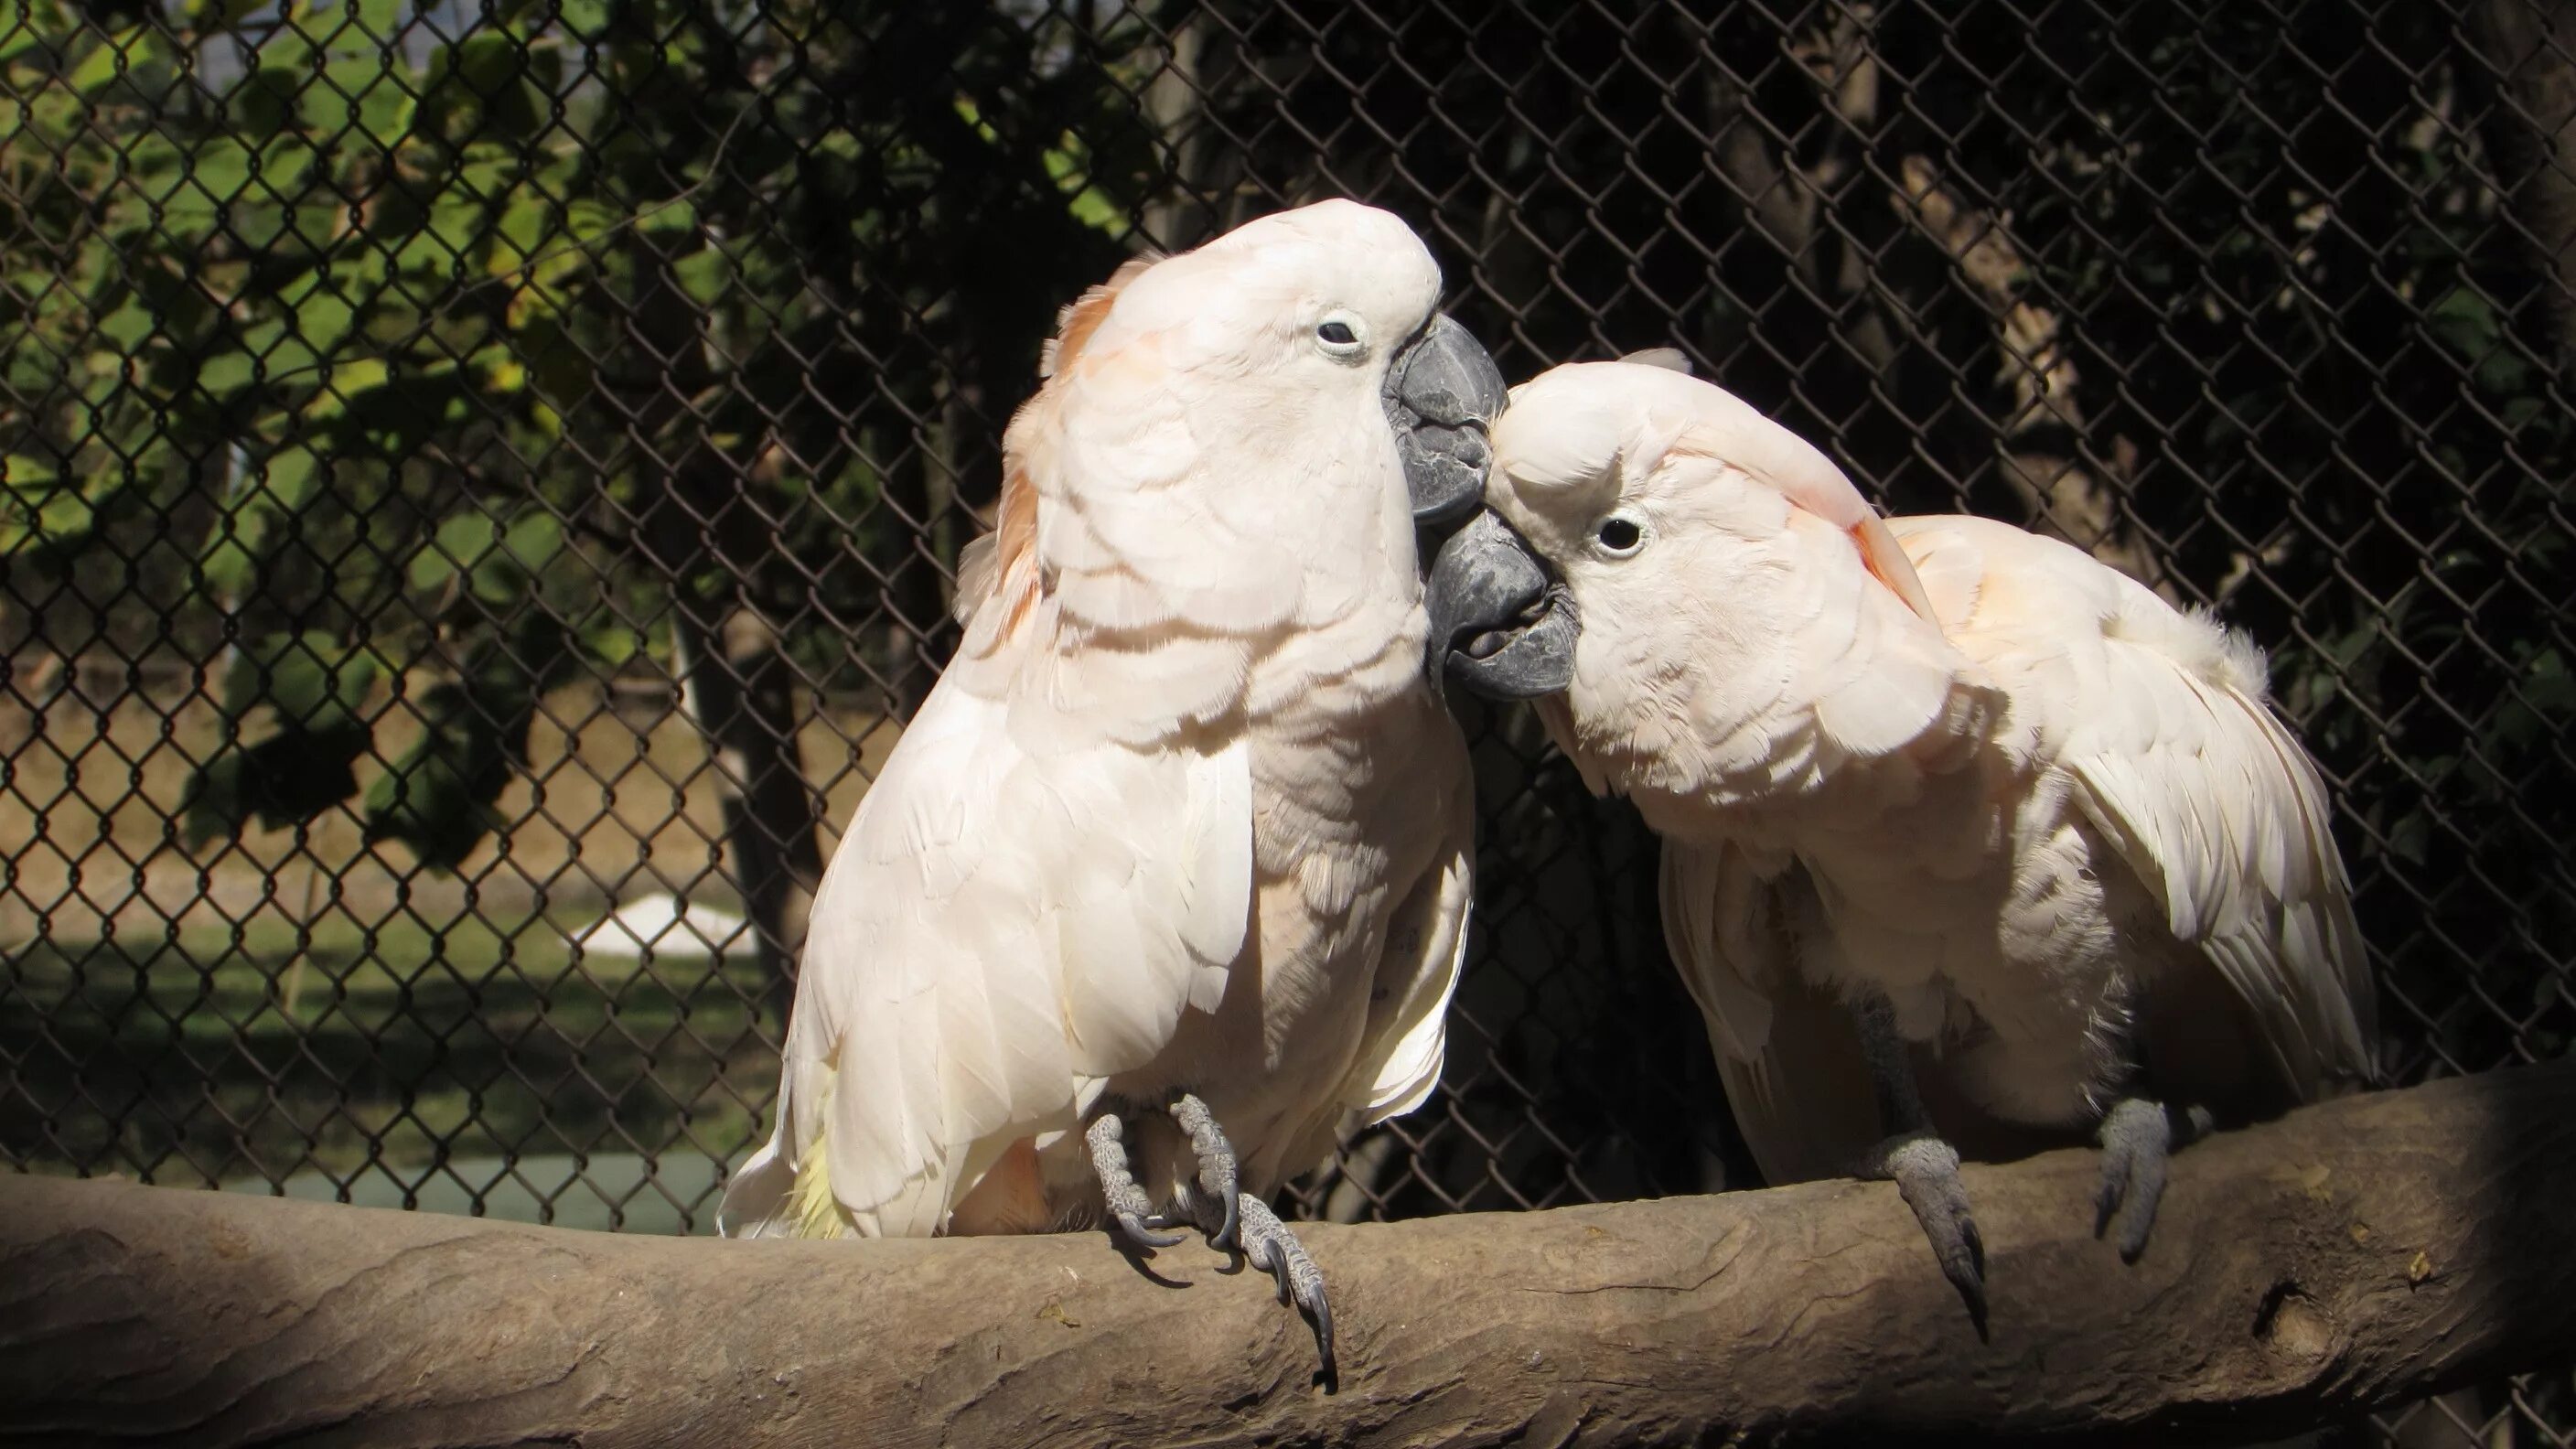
[1485, 360, 2377, 1187]
[719, 201, 1476, 1241]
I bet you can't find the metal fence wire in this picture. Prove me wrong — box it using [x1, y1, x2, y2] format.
[3, 0, 2571, 1438]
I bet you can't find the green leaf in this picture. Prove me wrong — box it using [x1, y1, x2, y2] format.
[634, 197, 697, 237]
[184, 0, 269, 35]
[230, 64, 302, 139]
[362, 673, 532, 871]
[195, 349, 259, 401]
[303, 357, 390, 419]
[673, 246, 730, 305]
[200, 445, 325, 595]
[0, 0, 68, 63]
[289, 287, 355, 353]
[183, 630, 380, 846]
[351, 0, 409, 36]
[250, 628, 378, 731]
[67, 26, 160, 94]
[554, 0, 608, 38]
[501, 511, 561, 572]
[413, 510, 493, 592]
[0, 451, 90, 553]
[584, 622, 641, 668]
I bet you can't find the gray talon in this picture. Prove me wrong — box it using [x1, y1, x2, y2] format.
[1171, 1091, 1242, 1251]
[1203, 1189, 1336, 1381]
[1862, 1130, 1988, 1323]
[1091, 1095, 1334, 1380]
[1086, 1112, 1183, 1250]
[2094, 1098, 2212, 1261]
[1848, 993, 1985, 1328]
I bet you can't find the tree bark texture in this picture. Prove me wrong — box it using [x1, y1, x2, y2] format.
[4, 1062, 2571, 1448]
[623, 237, 825, 1021]
[2471, 0, 2576, 355]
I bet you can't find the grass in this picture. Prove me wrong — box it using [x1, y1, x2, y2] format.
[1, 671, 905, 1233]
[2, 908, 781, 1231]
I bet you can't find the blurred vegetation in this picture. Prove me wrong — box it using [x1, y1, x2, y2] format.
[0, 0, 1153, 868]
[2, 907, 772, 1222]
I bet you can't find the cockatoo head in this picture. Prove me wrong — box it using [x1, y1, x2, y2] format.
[961, 201, 1510, 693]
[1423, 357, 1937, 735]
[1057, 199, 1505, 532]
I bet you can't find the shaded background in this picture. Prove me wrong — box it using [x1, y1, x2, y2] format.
[3, 0, 2570, 1440]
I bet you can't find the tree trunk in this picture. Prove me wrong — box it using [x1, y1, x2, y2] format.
[1703, 12, 2162, 591]
[872, 406, 949, 720]
[662, 590, 821, 1021]
[2470, 0, 2576, 357]
[621, 240, 825, 1021]
[1140, 2, 1250, 251]
[1886, 154, 2168, 596]
[6, 1062, 2571, 1447]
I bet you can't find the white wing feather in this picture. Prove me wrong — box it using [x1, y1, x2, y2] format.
[1903, 515, 2380, 1100]
[724, 665, 1253, 1239]
[2059, 602, 2377, 1098]
[1660, 839, 1885, 1186]
[1345, 807, 1476, 1125]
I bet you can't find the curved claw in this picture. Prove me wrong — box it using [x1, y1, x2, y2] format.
[1111, 1210, 1185, 1251]
[1170, 1092, 1242, 1252]
[1086, 1111, 1183, 1251]
[1232, 1192, 1336, 1383]
[1866, 1132, 1988, 1329]
[2095, 1099, 2212, 1261]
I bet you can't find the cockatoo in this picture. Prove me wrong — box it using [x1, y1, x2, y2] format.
[717, 201, 1508, 1379]
[1423, 357, 2378, 1317]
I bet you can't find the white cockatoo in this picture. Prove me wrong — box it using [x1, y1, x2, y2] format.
[716, 201, 1508, 1377]
[1422, 357, 2377, 1316]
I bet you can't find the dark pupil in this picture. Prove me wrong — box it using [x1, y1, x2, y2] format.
[1598, 518, 1641, 551]
[1317, 321, 1357, 345]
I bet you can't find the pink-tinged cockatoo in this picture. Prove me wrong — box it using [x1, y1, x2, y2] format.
[716, 201, 1508, 1378]
[1422, 357, 2378, 1318]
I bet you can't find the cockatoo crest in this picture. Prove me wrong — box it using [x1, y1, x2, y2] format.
[953, 202, 1451, 734]
[1496, 361, 1937, 625]
[1477, 361, 1976, 802]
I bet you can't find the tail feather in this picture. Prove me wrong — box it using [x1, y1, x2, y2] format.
[714, 1132, 799, 1238]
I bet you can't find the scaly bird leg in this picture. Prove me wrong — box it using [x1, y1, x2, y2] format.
[1161, 1093, 1334, 1384]
[1084, 1109, 1183, 1250]
[1180, 1175, 1336, 1384]
[1850, 993, 1987, 1327]
[1166, 1091, 1242, 1251]
[2093, 1097, 2216, 1261]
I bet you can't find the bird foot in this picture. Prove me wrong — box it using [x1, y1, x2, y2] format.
[1085, 1111, 1183, 1250]
[1185, 1185, 1336, 1385]
[2094, 1098, 2215, 1261]
[1859, 1130, 1987, 1327]
[1167, 1091, 1242, 1252]
[1084, 1095, 1335, 1383]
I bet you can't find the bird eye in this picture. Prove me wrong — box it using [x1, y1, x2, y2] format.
[1595, 515, 1645, 556]
[1315, 316, 1366, 360]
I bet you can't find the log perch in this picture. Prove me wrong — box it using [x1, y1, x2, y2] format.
[4, 1061, 2572, 1447]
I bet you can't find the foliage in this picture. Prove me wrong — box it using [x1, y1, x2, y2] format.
[0, 0, 1156, 868]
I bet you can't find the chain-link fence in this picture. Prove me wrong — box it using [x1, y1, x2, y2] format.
[3, 0, 2570, 1439]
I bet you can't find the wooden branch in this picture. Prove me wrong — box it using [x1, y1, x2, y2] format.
[5, 1063, 2571, 1448]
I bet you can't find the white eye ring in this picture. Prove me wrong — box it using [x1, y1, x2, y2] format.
[1315, 313, 1367, 360]
[1593, 512, 1648, 558]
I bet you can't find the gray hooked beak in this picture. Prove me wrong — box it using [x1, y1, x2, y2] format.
[1423, 510, 1578, 703]
[1387, 315, 1508, 531]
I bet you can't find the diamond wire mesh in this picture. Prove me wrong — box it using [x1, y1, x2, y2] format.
[2, 0, 2571, 1437]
